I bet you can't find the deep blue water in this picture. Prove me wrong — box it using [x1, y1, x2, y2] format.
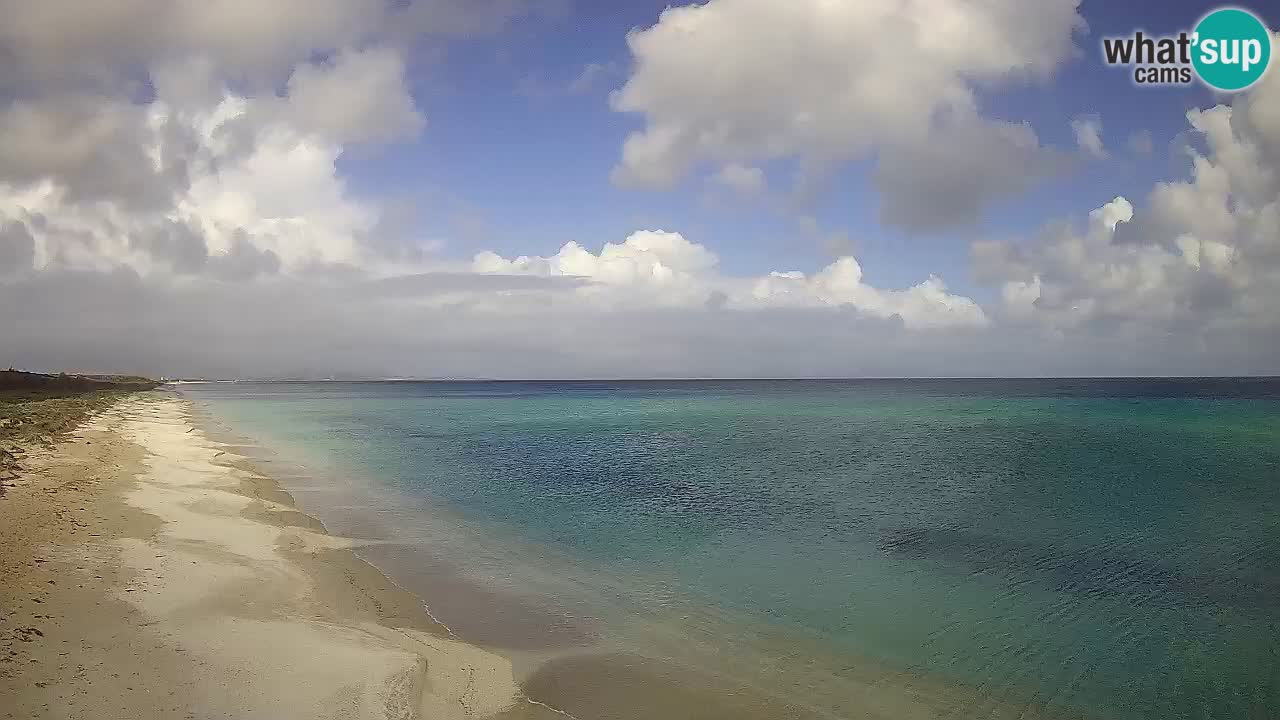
[183, 379, 1280, 719]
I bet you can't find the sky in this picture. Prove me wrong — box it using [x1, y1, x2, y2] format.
[1, 0, 1279, 379]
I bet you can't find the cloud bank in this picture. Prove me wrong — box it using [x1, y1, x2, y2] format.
[1, 4, 1278, 379]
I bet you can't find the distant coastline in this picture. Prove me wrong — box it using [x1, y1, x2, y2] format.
[161, 374, 1280, 383]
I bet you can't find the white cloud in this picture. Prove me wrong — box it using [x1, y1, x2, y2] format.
[745, 258, 987, 328]
[610, 0, 1082, 228]
[0, 96, 182, 211]
[0, 1, 533, 281]
[975, 44, 1280, 343]
[474, 231, 726, 309]
[4, 5, 1280, 379]
[278, 48, 425, 145]
[177, 108, 379, 271]
[1071, 114, 1107, 158]
[473, 230, 986, 329]
[711, 164, 767, 196]
[476, 230, 716, 279]
[0, 88, 384, 276]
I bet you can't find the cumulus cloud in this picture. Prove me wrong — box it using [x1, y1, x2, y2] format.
[277, 48, 425, 145]
[746, 260, 987, 329]
[128, 220, 209, 275]
[974, 46, 1280, 350]
[472, 230, 986, 329]
[611, 0, 1082, 229]
[0, 95, 186, 211]
[0, 0, 471, 282]
[4, 2, 1280, 379]
[476, 231, 716, 280]
[0, 87, 383, 276]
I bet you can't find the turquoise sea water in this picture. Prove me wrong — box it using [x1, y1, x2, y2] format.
[183, 379, 1280, 719]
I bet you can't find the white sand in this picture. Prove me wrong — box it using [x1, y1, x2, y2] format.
[2, 393, 530, 719]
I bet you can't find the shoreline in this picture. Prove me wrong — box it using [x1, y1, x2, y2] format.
[2, 388, 1097, 720]
[1, 391, 562, 719]
[179, 390, 1085, 720]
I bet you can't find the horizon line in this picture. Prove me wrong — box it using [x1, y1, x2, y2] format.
[165, 375, 1280, 383]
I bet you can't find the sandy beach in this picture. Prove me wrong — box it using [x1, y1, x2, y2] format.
[4, 383, 1219, 720]
[0, 387, 854, 720]
[0, 391, 562, 719]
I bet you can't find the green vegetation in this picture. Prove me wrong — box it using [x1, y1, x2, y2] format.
[0, 370, 160, 491]
[0, 369, 157, 401]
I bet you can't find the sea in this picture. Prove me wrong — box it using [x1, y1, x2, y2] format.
[179, 378, 1280, 720]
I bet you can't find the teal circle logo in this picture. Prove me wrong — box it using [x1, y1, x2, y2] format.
[1192, 7, 1272, 91]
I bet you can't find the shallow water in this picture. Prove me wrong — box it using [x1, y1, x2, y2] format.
[182, 379, 1280, 719]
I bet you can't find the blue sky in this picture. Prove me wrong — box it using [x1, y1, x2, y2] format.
[337, 0, 1268, 297]
[3, 0, 1279, 378]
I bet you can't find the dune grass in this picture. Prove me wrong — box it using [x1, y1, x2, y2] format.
[0, 371, 159, 491]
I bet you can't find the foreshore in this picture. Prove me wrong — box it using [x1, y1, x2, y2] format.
[1, 388, 1090, 720]
[0, 391, 561, 719]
